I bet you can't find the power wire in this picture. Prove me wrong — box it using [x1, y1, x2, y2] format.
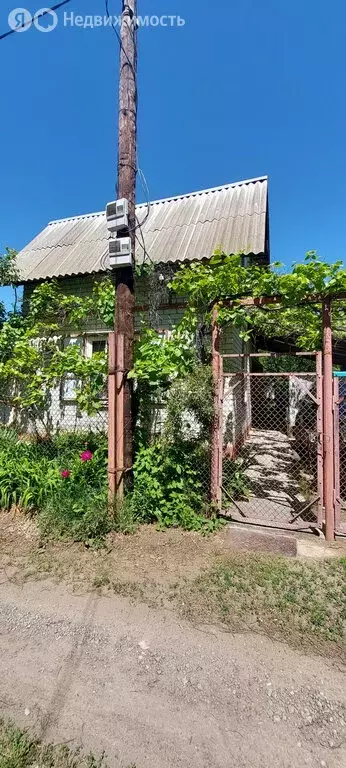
[1, 0, 152, 271]
[135, 220, 153, 267]
[134, 165, 152, 266]
[137, 164, 151, 227]
[0, 0, 72, 41]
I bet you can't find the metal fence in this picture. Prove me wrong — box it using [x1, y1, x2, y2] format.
[0, 386, 108, 442]
[1, 317, 346, 539]
[217, 353, 324, 532]
[333, 374, 346, 535]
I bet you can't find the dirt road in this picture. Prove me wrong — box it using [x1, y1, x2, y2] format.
[0, 579, 345, 768]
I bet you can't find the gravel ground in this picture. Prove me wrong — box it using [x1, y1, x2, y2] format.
[0, 579, 345, 768]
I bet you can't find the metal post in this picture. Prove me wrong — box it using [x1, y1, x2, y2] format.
[316, 351, 324, 528]
[116, 333, 125, 498]
[218, 354, 224, 499]
[333, 377, 341, 534]
[322, 299, 335, 541]
[108, 332, 116, 500]
[211, 306, 221, 507]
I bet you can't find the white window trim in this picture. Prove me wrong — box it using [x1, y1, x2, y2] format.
[60, 334, 108, 405]
[61, 374, 79, 404]
[85, 334, 108, 406]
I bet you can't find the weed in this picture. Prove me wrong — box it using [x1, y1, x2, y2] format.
[181, 555, 346, 646]
[92, 574, 111, 588]
[39, 488, 111, 547]
[0, 721, 37, 768]
[223, 458, 250, 500]
[112, 497, 138, 535]
[0, 719, 111, 768]
[112, 580, 144, 599]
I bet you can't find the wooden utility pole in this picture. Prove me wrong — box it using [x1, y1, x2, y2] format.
[111, 0, 137, 497]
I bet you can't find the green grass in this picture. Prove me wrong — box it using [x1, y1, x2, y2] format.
[180, 555, 346, 647]
[0, 720, 136, 768]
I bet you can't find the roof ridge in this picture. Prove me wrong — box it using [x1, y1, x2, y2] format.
[48, 175, 268, 227]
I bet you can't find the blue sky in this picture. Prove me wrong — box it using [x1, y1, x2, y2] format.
[0, 0, 345, 308]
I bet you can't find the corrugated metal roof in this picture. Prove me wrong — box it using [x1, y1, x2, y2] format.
[16, 176, 269, 282]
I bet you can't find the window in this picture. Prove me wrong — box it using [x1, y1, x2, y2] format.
[85, 335, 108, 405]
[85, 335, 108, 359]
[60, 337, 82, 403]
[91, 338, 107, 355]
[60, 335, 108, 404]
[61, 374, 78, 403]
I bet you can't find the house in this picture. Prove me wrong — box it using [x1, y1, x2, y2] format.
[14, 175, 270, 434]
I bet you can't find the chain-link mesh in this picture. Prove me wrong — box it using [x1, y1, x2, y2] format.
[220, 368, 322, 530]
[0, 379, 108, 460]
[334, 375, 346, 534]
[331, 298, 346, 534]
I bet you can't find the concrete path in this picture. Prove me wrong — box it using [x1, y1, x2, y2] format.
[224, 429, 317, 529]
[0, 579, 345, 768]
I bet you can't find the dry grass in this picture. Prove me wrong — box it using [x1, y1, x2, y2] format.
[0, 510, 345, 656]
[0, 510, 231, 595]
[178, 554, 346, 650]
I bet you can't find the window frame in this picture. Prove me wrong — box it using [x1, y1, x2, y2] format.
[60, 333, 108, 405]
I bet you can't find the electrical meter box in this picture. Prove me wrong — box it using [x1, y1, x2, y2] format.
[106, 199, 129, 232]
[108, 237, 132, 268]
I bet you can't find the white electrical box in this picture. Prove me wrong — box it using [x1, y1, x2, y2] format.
[109, 237, 133, 268]
[106, 198, 129, 232]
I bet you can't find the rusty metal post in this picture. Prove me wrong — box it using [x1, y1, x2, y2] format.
[333, 376, 341, 534]
[116, 332, 125, 499]
[108, 332, 116, 501]
[322, 299, 335, 541]
[211, 306, 221, 508]
[218, 354, 224, 499]
[316, 351, 324, 529]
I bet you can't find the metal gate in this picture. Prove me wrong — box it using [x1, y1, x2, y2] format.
[219, 353, 324, 532]
[333, 374, 346, 535]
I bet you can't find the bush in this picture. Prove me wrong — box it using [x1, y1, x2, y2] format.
[0, 429, 111, 545]
[0, 425, 220, 542]
[165, 366, 213, 442]
[33, 430, 108, 464]
[0, 431, 61, 510]
[131, 440, 220, 533]
[37, 437, 111, 545]
[39, 486, 111, 546]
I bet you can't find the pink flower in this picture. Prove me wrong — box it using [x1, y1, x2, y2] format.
[61, 469, 71, 479]
[80, 450, 93, 462]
